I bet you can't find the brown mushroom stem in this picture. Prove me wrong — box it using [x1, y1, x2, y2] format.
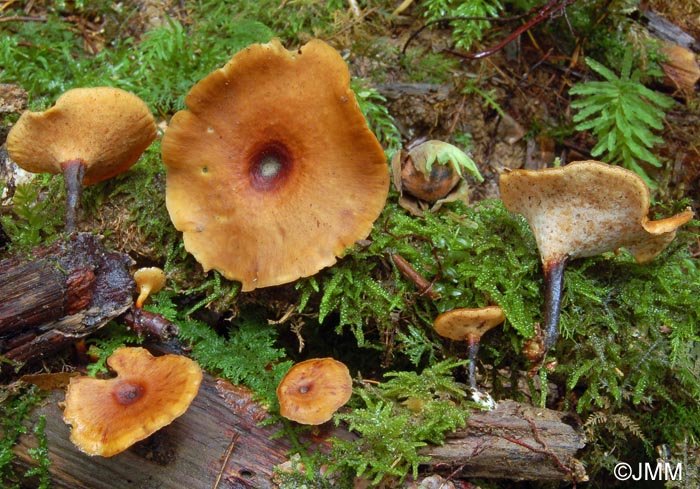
[542, 255, 569, 353]
[61, 159, 87, 233]
[467, 337, 480, 390]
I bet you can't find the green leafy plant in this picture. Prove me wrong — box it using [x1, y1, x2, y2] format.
[422, 0, 504, 50]
[0, 385, 49, 488]
[0, 181, 63, 252]
[24, 416, 51, 489]
[328, 359, 471, 485]
[165, 292, 292, 409]
[570, 49, 675, 187]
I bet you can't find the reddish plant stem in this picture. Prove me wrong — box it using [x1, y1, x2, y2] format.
[391, 253, 440, 299]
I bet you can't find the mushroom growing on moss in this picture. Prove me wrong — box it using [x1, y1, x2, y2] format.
[6, 87, 157, 232]
[277, 357, 352, 425]
[161, 39, 389, 291]
[433, 306, 505, 390]
[63, 347, 202, 457]
[500, 160, 694, 361]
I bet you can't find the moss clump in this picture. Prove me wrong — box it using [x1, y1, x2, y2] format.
[0, 385, 50, 488]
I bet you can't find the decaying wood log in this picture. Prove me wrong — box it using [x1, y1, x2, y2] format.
[0, 233, 134, 373]
[11, 368, 587, 488]
[423, 400, 588, 482]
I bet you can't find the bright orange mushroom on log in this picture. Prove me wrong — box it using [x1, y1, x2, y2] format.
[161, 39, 389, 291]
[6, 87, 157, 232]
[277, 357, 352, 425]
[499, 160, 694, 361]
[63, 347, 202, 457]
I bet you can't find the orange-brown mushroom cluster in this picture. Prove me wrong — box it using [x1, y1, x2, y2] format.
[162, 39, 389, 291]
[63, 347, 202, 457]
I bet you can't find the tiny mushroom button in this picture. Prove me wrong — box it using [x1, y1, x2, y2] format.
[62, 347, 202, 457]
[6, 87, 157, 232]
[133, 267, 166, 309]
[499, 160, 694, 362]
[277, 357, 352, 425]
[161, 39, 390, 291]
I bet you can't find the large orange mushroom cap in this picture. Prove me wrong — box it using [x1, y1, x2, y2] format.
[161, 39, 390, 291]
[63, 347, 202, 457]
[6, 87, 157, 185]
[277, 357, 352, 425]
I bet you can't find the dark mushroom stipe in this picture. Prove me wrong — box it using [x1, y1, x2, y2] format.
[467, 338, 480, 390]
[542, 255, 570, 352]
[61, 159, 87, 233]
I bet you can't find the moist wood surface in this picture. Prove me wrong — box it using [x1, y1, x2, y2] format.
[12, 373, 587, 488]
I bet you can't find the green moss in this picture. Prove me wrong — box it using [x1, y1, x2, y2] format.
[0, 385, 49, 488]
[327, 359, 471, 485]
[0, 178, 64, 253]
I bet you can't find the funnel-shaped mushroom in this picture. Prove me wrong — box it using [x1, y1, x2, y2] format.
[433, 306, 505, 390]
[6, 87, 157, 232]
[500, 160, 693, 357]
[277, 357, 352, 425]
[161, 39, 389, 291]
[63, 347, 202, 457]
[133, 267, 166, 308]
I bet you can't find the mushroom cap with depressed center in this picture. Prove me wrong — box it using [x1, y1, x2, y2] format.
[63, 347, 202, 457]
[499, 161, 694, 264]
[277, 357, 352, 425]
[161, 39, 389, 291]
[433, 306, 506, 343]
[6, 87, 157, 185]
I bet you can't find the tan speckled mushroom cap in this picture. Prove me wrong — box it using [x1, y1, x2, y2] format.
[277, 357, 352, 425]
[433, 306, 505, 342]
[63, 347, 202, 457]
[161, 39, 389, 291]
[6, 87, 157, 185]
[499, 161, 694, 264]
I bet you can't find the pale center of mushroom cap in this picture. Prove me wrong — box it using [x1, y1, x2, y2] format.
[259, 155, 282, 179]
[114, 381, 145, 406]
[249, 142, 293, 191]
[298, 383, 312, 395]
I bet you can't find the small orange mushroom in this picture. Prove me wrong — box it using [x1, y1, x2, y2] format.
[63, 346, 202, 457]
[500, 160, 694, 359]
[277, 357, 352, 425]
[433, 306, 505, 390]
[6, 87, 157, 232]
[133, 267, 166, 308]
[161, 39, 389, 291]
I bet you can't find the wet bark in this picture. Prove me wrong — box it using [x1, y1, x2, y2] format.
[0, 233, 135, 373]
[11, 372, 587, 488]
